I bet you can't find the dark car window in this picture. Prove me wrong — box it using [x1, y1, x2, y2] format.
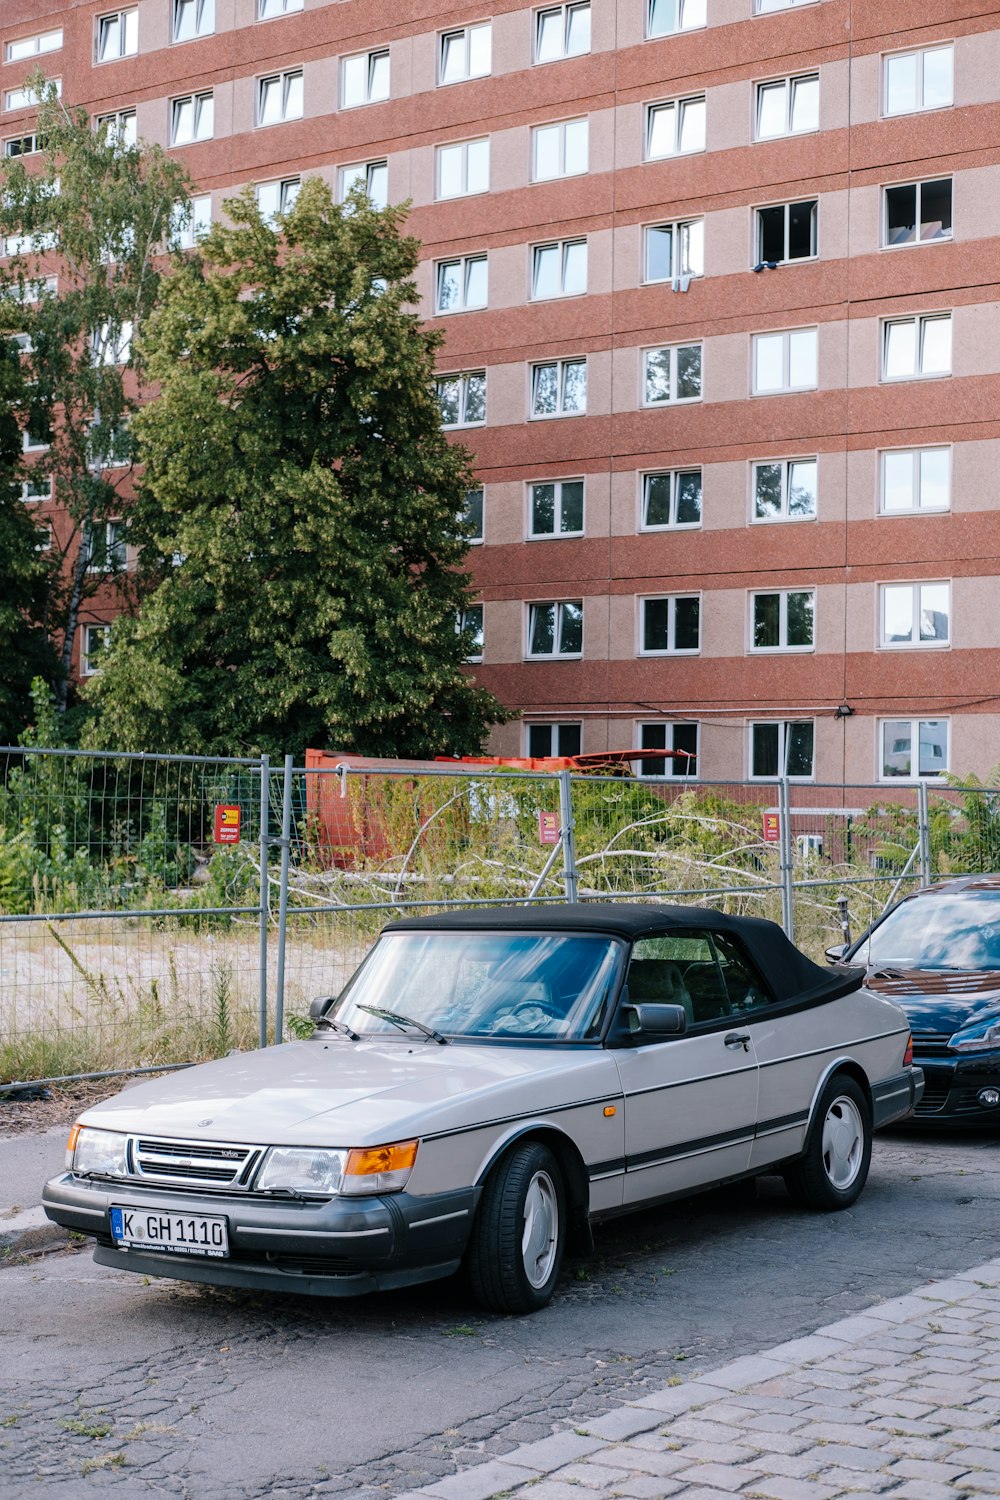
[626, 930, 774, 1028]
[856, 893, 1000, 970]
[712, 931, 774, 1014]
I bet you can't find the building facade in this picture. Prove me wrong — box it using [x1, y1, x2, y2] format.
[3, 0, 999, 782]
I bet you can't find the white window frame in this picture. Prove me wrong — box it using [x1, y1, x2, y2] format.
[338, 160, 388, 209]
[645, 95, 706, 160]
[527, 478, 585, 539]
[82, 625, 112, 676]
[530, 238, 587, 300]
[636, 721, 699, 779]
[879, 581, 951, 650]
[749, 589, 815, 652]
[4, 133, 46, 158]
[754, 72, 819, 141]
[638, 594, 701, 656]
[878, 717, 950, 782]
[534, 3, 591, 64]
[640, 469, 702, 531]
[529, 358, 587, 418]
[172, 0, 215, 43]
[84, 520, 127, 574]
[95, 109, 137, 147]
[5, 81, 61, 113]
[435, 254, 488, 315]
[170, 194, 212, 250]
[23, 425, 49, 452]
[439, 23, 492, 85]
[34, 521, 52, 551]
[6, 29, 63, 63]
[21, 473, 51, 502]
[257, 70, 303, 126]
[436, 370, 487, 428]
[526, 600, 584, 659]
[752, 327, 818, 394]
[755, 0, 819, 10]
[258, 0, 304, 17]
[751, 457, 818, 523]
[436, 138, 490, 200]
[531, 118, 589, 181]
[91, 321, 133, 366]
[879, 447, 951, 515]
[749, 720, 815, 780]
[883, 44, 954, 118]
[341, 49, 390, 109]
[463, 486, 484, 543]
[646, 0, 706, 39]
[642, 343, 703, 407]
[96, 9, 138, 62]
[881, 313, 952, 382]
[882, 178, 953, 250]
[754, 198, 818, 265]
[170, 91, 214, 144]
[255, 177, 300, 225]
[459, 603, 484, 663]
[525, 722, 583, 758]
[642, 219, 704, 284]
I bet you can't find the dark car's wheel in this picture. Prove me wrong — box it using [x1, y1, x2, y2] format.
[468, 1141, 565, 1314]
[783, 1073, 872, 1211]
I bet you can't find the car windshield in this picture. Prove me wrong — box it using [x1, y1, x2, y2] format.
[856, 894, 1000, 970]
[333, 930, 623, 1042]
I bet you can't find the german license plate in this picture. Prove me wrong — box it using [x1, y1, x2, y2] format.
[110, 1206, 229, 1258]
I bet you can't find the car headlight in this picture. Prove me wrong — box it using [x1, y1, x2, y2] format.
[949, 1021, 1000, 1052]
[256, 1147, 348, 1197]
[340, 1140, 418, 1196]
[68, 1125, 128, 1177]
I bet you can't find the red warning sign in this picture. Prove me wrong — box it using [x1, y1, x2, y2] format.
[214, 804, 241, 845]
[537, 811, 560, 845]
[762, 812, 780, 844]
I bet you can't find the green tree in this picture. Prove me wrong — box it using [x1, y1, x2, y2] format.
[87, 178, 505, 758]
[0, 77, 192, 714]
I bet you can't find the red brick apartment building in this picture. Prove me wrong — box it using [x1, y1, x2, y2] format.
[2, 0, 999, 783]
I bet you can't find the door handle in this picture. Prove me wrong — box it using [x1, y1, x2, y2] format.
[724, 1032, 751, 1052]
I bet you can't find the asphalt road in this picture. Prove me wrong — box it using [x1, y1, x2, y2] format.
[2, 1127, 998, 1499]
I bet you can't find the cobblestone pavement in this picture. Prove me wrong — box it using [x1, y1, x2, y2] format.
[396, 1257, 1000, 1500]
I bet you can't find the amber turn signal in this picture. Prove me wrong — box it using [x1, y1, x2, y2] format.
[603, 1106, 617, 1118]
[66, 1123, 81, 1153]
[345, 1140, 418, 1177]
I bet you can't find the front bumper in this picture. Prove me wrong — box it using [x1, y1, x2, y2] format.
[913, 1050, 1000, 1122]
[872, 1066, 924, 1129]
[42, 1173, 479, 1297]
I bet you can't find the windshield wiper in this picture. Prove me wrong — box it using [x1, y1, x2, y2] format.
[316, 1016, 360, 1041]
[354, 1003, 449, 1045]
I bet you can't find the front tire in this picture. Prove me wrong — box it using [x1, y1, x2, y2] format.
[468, 1142, 565, 1314]
[783, 1074, 872, 1210]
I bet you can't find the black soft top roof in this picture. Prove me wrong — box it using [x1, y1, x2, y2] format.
[383, 902, 864, 1007]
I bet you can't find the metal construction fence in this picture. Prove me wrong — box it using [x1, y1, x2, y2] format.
[1, 743, 998, 1084]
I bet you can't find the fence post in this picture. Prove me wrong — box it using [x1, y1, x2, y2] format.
[274, 753, 294, 1044]
[778, 776, 795, 943]
[917, 780, 932, 887]
[558, 770, 580, 904]
[258, 753, 270, 1050]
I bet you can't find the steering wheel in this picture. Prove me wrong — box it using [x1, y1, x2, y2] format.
[509, 999, 561, 1019]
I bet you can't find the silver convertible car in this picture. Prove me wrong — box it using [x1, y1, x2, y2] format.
[44, 905, 923, 1314]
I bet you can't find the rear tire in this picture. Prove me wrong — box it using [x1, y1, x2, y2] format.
[468, 1142, 565, 1314]
[783, 1074, 872, 1211]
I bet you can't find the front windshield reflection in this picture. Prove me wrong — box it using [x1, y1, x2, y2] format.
[859, 895, 1000, 970]
[334, 931, 623, 1042]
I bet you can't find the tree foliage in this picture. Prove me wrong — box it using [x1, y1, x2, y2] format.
[87, 178, 505, 758]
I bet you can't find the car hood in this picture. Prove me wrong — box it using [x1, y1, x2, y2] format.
[864, 968, 1000, 1036]
[76, 1038, 612, 1147]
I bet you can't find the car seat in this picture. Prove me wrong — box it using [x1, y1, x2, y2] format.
[625, 960, 694, 1025]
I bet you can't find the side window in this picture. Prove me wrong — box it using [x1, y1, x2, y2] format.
[712, 931, 773, 1013]
[626, 934, 730, 1025]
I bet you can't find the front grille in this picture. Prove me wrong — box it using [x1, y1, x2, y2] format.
[912, 1033, 954, 1058]
[131, 1136, 261, 1189]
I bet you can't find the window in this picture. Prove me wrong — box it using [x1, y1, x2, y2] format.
[882, 314, 951, 381]
[342, 50, 389, 108]
[459, 604, 484, 662]
[173, 0, 214, 42]
[883, 179, 952, 247]
[5, 81, 60, 113]
[259, 0, 303, 16]
[750, 721, 814, 778]
[436, 255, 487, 313]
[4, 134, 46, 158]
[436, 371, 486, 427]
[171, 92, 214, 144]
[641, 470, 702, 529]
[6, 29, 62, 62]
[89, 419, 132, 469]
[530, 358, 587, 417]
[23, 425, 49, 452]
[463, 487, 484, 542]
[645, 96, 706, 158]
[21, 474, 51, 502]
[643, 344, 702, 405]
[756, 200, 816, 264]
[84, 521, 126, 573]
[884, 45, 953, 117]
[647, 0, 706, 37]
[880, 582, 950, 648]
[752, 328, 817, 393]
[97, 10, 138, 60]
[440, 23, 491, 84]
[436, 138, 490, 199]
[256, 178, 300, 225]
[531, 239, 587, 299]
[34, 521, 52, 551]
[532, 118, 588, 181]
[637, 722, 698, 778]
[529, 479, 584, 537]
[170, 193, 212, 248]
[257, 71, 303, 125]
[755, 73, 819, 139]
[643, 219, 704, 283]
[640, 595, 700, 654]
[91, 321, 133, 365]
[880, 448, 950, 514]
[752, 459, 817, 521]
[95, 109, 137, 147]
[527, 722, 582, 757]
[82, 625, 111, 676]
[751, 590, 815, 650]
[339, 161, 388, 209]
[880, 719, 949, 780]
[755, 0, 818, 9]
[535, 3, 591, 63]
[527, 601, 583, 657]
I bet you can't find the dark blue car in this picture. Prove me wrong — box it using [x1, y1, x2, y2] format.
[830, 876, 1000, 1124]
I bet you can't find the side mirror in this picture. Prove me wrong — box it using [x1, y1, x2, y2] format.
[824, 944, 848, 964]
[629, 1003, 688, 1037]
[308, 995, 336, 1021]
